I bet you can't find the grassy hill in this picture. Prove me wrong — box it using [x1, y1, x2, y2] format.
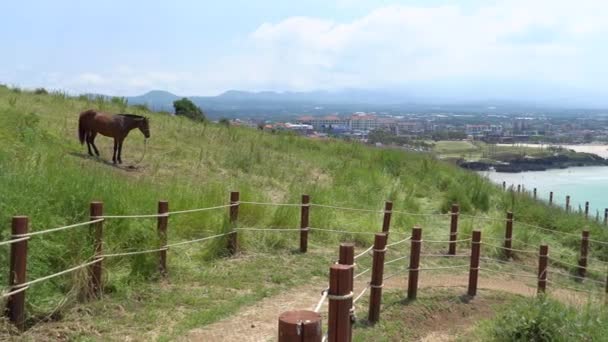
[1, 85, 607, 340]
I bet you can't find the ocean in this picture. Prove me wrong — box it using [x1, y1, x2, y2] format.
[480, 166, 608, 217]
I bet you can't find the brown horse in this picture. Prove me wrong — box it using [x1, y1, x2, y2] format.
[78, 110, 150, 164]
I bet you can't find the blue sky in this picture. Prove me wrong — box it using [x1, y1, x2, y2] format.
[2, 0, 608, 104]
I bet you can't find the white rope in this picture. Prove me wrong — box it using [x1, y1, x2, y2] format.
[386, 236, 411, 248]
[22, 258, 103, 288]
[588, 256, 608, 265]
[13, 219, 104, 238]
[354, 245, 374, 259]
[550, 270, 607, 285]
[481, 242, 538, 255]
[458, 214, 505, 222]
[546, 280, 596, 294]
[168, 204, 234, 215]
[165, 232, 235, 248]
[587, 237, 608, 246]
[480, 267, 539, 279]
[417, 264, 469, 271]
[548, 256, 581, 269]
[513, 221, 583, 238]
[353, 286, 369, 303]
[0, 236, 30, 247]
[354, 268, 371, 279]
[391, 210, 449, 217]
[100, 247, 168, 258]
[479, 257, 538, 271]
[0, 285, 29, 298]
[308, 227, 378, 235]
[421, 254, 470, 258]
[384, 256, 409, 265]
[425, 238, 471, 244]
[327, 291, 353, 300]
[313, 289, 329, 313]
[94, 214, 166, 219]
[310, 203, 381, 213]
[235, 227, 299, 232]
[239, 201, 301, 207]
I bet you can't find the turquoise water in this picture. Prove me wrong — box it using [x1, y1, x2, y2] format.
[480, 166, 608, 216]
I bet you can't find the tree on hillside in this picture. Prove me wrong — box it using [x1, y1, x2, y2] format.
[173, 98, 205, 121]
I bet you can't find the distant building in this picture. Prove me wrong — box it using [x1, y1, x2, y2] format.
[350, 114, 378, 131]
[297, 115, 345, 130]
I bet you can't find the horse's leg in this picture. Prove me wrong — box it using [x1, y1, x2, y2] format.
[112, 138, 118, 164]
[89, 132, 100, 156]
[85, 132, 94, 156]
[117, 138, 124, 164]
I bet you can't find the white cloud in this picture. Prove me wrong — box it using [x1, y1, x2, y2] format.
[209, 0, 608, 96]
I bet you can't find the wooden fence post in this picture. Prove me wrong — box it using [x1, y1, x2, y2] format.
[549, 191, 553, 206]
[585, 202, 589, 219]
[502, 181, 506, 191]
[449, 204, 459, 255]
[6, 216, 28, 330]
[468, 230, 481, 297]
[339, 243, 354, 266]
[278, 310, 322, 342]
[338, 243, 354, 341]
[90, 201, 103, 298]
[517, 185, 521, 193]
[578, 230, 589, 279]
[300, 194, 310, 253]
[382, 201, 392, 234]
[566, 195, 571, 212]
[504, 211, 514, 259]
[327, 264, 353, 342]
[533, 188, 537, 200]
[538, 244, 548, 294]
[368, 233, 387, 324]
[228, 191, 239, 255]
[407, 226, 422, 300]
[157, 200, 168, 276]
[605, 208, 608, 225]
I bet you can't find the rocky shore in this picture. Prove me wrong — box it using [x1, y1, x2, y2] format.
[459, 153, 608, 173]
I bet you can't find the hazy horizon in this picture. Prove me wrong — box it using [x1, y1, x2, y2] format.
[3, 0, 608, 106]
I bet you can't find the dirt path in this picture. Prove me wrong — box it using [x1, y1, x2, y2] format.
[183, 272, 592, 342]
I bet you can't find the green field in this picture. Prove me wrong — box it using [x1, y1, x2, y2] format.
[1, 86, 607, 340]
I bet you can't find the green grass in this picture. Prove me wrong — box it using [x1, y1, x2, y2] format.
[0, 85, 607, 340]
[469, 295, 608, 341]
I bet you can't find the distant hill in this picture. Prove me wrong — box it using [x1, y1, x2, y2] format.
[124, 89, 608, 120]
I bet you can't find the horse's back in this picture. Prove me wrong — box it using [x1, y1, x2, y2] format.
[79, 110, 117, 136]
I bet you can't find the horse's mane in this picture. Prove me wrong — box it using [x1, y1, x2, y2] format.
[117, 114, 146, 120]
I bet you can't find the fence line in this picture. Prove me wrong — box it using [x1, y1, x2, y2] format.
[309, 203, 382, 213]
[481, 242, 538, 255]
[0, 236, 29, 247]
[100, 247, 168, 258]
[20, 258, 103, 289]
[239, 201, 301, 207]
[354, 245, 374, 259]
[13, 219, 104, 238]
[7, 193, 608, 335]
[386, 236, 411, 248]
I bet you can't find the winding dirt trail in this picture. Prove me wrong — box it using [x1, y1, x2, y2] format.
[182, 271, 593, 342]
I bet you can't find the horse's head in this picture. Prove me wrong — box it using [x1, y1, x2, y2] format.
[137, 117, 150, 138]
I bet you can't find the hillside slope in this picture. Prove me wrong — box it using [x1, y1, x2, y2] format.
[1, 85, 607, 340]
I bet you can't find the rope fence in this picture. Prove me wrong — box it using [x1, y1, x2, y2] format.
[5, 192, 608, 335]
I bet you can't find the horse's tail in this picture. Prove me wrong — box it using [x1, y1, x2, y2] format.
[78, 113, 87, 144]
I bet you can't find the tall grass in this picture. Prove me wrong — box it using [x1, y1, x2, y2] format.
[473, 295, 608, 341]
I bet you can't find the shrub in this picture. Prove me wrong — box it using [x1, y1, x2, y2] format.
[173, 98, 205, 121]
[34, 87, 48, 95]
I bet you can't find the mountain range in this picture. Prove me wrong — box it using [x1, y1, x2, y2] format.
[124, 89, 608, 120]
